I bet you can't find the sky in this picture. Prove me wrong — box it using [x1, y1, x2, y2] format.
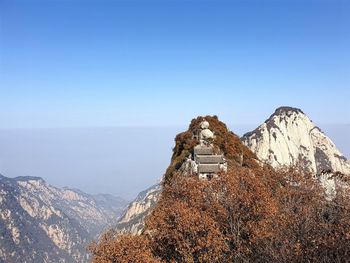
[0, 0, 349, 128]
[0, 0, 349, 198]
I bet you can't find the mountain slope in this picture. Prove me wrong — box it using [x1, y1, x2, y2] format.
[242, 106, 350, 175]
[116, 115, 258, 235]
[116, 184, 161, 235]
[242, 106, 350, 196]
[120, 109, 350, 236]
[91, 114, 350, 263]
[0, 175, 127, 262]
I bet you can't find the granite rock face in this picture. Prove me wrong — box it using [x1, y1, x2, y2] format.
[0, 175, 127, 262]
[200, 120, 210, 129]
[242, 106, 350, 196]
[117, 110, 350, 236]
[115, 183, 161, 235]
[200, 128, 214, 140]
[116, 118, 229, 235]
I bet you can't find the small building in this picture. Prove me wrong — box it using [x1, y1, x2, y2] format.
[194, 145, 213, 155]
[198, 164, 221, 173]
[193, 145, 225, 178]
[195, 155, 224, 164]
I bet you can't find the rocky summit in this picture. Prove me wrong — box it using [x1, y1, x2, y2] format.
[119, 108, 350, 235]
[116, 115, 258, 235]
[242, 106, 350, 195]
[90, 113, 350, 263]
[0, 175, 127, 263]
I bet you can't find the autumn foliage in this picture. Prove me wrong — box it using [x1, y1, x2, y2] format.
[89, 116, 350, 263]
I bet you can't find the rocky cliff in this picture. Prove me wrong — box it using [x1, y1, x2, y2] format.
[242, 107, 350, 174]
[116, 183, 161, 235]
[116, 115, 258, 235]
[120, 109, 350, 235]
[0, 175, 127, 262]
[242, 106, 350, 195]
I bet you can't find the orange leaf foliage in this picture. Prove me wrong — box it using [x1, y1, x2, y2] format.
[89, 116, 350, 263]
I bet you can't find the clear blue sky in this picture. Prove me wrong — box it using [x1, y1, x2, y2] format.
[1, 0, 349, 128]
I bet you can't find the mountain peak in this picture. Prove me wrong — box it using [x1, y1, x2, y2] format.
[14, 176, 45, 183]
[273, 106, 304, 116]
[266, 106, 307, 126]
[242, 107, 350, 176]
[116, 115, 259, 235]
[164, 115, 258, 183]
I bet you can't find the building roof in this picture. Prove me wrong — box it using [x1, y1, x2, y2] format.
[198, 164, 221, 173]
[195, 155, 224, 164]
[194, 145, 213, 155]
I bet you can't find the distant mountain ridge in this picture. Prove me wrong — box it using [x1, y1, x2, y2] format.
[0, 174, 127, 263]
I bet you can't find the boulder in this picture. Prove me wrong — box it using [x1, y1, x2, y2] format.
[200, 128, 214, 140]
[200, 121, 210, 129]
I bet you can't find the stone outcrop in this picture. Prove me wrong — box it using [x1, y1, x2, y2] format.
[116, 118, 229, 235]
[242, 106, 350, 196]
[181, 120, 227, 179]
[0, 175, 127, 263]
[200, 129, 214, 141]
[115, 183, 161, 235]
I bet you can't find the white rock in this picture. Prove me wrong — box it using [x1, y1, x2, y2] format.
[117, 183, 161, 235]
[200, 128, 214, 140]
[242, 106, 350, 195]
[198, 174, 207, 180]
[200, 121, 210, 129]
[0, 175, 127, 262]
[317, 172, 336, 200]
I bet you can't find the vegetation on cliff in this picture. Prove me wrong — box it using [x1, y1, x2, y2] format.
[89, 116, 350, 263]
